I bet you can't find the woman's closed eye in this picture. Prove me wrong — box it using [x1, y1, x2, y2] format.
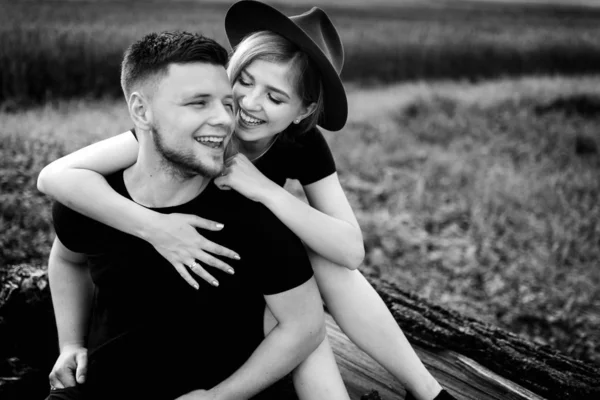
[238, 76, 252, 87]
[268, 94, 283, 105]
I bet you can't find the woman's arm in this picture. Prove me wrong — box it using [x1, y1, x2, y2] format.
[214, 154, 365, 269]
[39, 132, 140, 217]
[266, 173, 365, 269]
[38, 132, 140, 191]
[38, 132, 240, 287]
[38, 132, 161, 241]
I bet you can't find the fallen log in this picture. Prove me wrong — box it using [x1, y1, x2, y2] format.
[0, 264, 58, 400]
[1, 264, 599, 400]
[360, 272, 600, 400]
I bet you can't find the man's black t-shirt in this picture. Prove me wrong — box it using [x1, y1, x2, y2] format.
[131, 127, 337, 187]
[52, 171, 314, 399]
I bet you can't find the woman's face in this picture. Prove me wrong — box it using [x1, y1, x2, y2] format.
[232, 59, 312, 145]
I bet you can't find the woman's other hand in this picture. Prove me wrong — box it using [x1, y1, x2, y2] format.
[214, 153, 278, 202]
[147, 213, 240, 288]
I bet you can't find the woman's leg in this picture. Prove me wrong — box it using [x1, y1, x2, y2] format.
[263, 307, 350, 400]
[308, 251, 443, 400]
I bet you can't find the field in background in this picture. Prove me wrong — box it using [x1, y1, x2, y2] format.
[2, 76, 599, 366]
[3, 0, 600, 106]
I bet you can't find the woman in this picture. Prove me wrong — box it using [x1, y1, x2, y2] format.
[38, 2, 454, 399]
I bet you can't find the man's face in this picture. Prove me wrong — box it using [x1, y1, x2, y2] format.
[149, 63, 235, 178]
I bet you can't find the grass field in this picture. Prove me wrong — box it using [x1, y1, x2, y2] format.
[1, 76, 599, 366]
[2, 0, 600, 105]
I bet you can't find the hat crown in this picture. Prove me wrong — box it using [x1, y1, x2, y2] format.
[290, 8, 344, 74]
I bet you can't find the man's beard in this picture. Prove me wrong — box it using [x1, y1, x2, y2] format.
[151, 126, 224, 179]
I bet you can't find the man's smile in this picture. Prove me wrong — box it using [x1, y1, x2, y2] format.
[195, 136, 225, 149]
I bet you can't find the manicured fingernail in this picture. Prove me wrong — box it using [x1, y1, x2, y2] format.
[212, 280, 219, 287]
[228, 269, 234, 275]
[216, 223, 224, 229]
[193, 283, 199, 290]
[233, 254, 241, 260]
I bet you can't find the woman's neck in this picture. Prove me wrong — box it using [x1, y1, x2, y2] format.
[233, 134, 278, 161]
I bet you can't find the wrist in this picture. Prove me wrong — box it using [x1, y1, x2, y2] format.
[136, 210, 164, 242]
[259, 182, 285, 208]
[60, 341, 86, 352]
[137, 222, 154, 242]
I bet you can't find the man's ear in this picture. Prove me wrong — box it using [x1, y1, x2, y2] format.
[296, 102, 317, 124]
[128, 91, 152, 130]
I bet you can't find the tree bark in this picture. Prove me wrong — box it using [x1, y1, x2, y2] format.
[361, 271, 600, 400]
[1, 264, 599, 400]
[0, 264, 58, 399]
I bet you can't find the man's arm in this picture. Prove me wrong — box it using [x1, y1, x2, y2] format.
[208, 277, 325, 400]
[47, 237, 94, 388]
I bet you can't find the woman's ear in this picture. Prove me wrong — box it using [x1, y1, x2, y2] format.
[128, 91, 152, 131]
[295, 102, 317, 124]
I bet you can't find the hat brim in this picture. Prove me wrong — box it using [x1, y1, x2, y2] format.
[225, 1, 348, 131]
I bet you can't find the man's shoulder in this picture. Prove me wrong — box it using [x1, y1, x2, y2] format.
[52, 201, 115, 254]
[216, 188, 285, 233]
[217, 191, 313, 296]
[52, 171, 127, 254]
[204, 185, 296, 243]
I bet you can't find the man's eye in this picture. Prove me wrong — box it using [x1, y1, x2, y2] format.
[190, 101, 206, 106]
[224, 103, 234, 112]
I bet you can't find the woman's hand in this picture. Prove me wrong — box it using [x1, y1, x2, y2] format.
[214, 153, 279, 203]
[146, 213, 240, 289]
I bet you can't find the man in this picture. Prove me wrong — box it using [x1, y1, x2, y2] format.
[44, 31, 341, 400]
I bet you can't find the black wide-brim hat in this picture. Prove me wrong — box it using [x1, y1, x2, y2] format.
[225, 0, 348, 131]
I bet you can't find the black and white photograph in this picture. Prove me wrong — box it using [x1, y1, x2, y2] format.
[1, 0, 599, 399]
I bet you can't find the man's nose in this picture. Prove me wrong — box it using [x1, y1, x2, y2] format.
[211, 102, 234, 129]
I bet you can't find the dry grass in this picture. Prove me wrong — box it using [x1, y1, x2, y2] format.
[328, 77, 600, 365]
[2, 76, 599, 366]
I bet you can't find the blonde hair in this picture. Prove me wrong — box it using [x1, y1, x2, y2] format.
[227, 31, 324, 135]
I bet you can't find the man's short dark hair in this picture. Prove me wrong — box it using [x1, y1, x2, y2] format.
[120, 31, 229, 99]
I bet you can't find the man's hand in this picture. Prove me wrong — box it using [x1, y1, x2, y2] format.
[48, 344, 87, 389]
[174, 389, 216, 400]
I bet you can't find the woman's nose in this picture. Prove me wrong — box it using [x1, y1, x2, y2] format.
[241, 89, 261, 111]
